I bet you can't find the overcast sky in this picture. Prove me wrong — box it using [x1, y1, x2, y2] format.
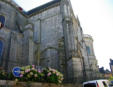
[13, 0, 113, 70]
[71, 0, 113, 70]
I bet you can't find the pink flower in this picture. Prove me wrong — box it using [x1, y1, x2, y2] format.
[47, 72, 51, 76]
[38, 69, 41, 73]
[20, 74, 23, 77]
[25, 69, 30, 73]
[32, 65, 35, 68]
[52, 69, 56, 73]
[56, 73, 59, 76]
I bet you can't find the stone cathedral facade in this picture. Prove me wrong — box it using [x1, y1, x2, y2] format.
[0, 0, 99, 82]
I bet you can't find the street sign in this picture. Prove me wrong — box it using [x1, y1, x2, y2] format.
[12, 67, 21, 77]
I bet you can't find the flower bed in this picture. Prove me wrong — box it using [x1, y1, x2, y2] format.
[0, 65, 63, 84]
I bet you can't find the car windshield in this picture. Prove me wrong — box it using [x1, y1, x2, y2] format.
[84, 83, 96, 87]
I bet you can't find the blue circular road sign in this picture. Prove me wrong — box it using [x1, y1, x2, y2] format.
[12, 67, 21, 77]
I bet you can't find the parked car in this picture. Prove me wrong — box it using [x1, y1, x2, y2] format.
[83, 79, 109, 87]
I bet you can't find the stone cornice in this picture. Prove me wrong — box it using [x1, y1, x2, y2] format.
[0, 0, 61, 18]
[0, 0, 27, 16]
[28, 2, 60, 18]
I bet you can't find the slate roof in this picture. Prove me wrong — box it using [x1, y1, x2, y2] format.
[22, 0, 61, 15]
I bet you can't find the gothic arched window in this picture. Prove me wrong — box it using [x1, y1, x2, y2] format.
[0, 41, 3, 57]
[86, 46, 90, 55]
[0, 15, 5, 29]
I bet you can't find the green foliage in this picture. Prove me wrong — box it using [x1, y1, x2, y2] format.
[18, 65, 45, 82]
[43, 68, 63, 84]
[18, 65, 63, 84]
[0, 70, 14, 80]
[109, 76, 113, 81]
[0, 65, 64, 84]
[7, 73, 15, 80]
[0, 70, 7, 80]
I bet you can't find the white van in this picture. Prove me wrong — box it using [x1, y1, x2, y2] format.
[83, 79, 109, 87]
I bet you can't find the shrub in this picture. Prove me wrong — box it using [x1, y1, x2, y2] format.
[43, 67, 63, 84]
[0, 70, 7, 80]
[7, 72, 15, 80]
[17, 65, 64, 84]
[0, 69, 15, 80]
[18, 65, 45, 82]
[0, 65, 64, 84]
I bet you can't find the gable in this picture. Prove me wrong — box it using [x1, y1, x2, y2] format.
[13, 0, 61, 17]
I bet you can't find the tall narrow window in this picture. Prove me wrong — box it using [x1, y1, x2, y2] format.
[0, 15, 5, 29]
[86, 46, 90, 55]
[0, 41, 3, 57]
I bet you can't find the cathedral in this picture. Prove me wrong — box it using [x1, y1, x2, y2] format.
[0, 0, 99, 83]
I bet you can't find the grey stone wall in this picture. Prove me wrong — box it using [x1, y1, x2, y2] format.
[0, 28, 11, 70]
[0, 0, 99, 83]
[0, 1, 16, 30]
[84, 34, 99, 79]
[28, 6, 64, 70]
[8, 31, 23, 71]
[0, 80, 82, 87]
[0, 1, 27, 32]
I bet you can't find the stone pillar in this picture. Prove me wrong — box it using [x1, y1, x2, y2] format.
[7, 31, 23, 71]
[23, 24, 34, 65]
[33, 19, 41, 66]
[62, 19, 76, 58]
[67, 58, 84, 82]
[60, 0, 81, 82]
[34, 19, 41, 43]
[8, 32, 18, 71]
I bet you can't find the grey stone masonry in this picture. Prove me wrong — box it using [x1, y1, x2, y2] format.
[0, 0, 99, 83]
